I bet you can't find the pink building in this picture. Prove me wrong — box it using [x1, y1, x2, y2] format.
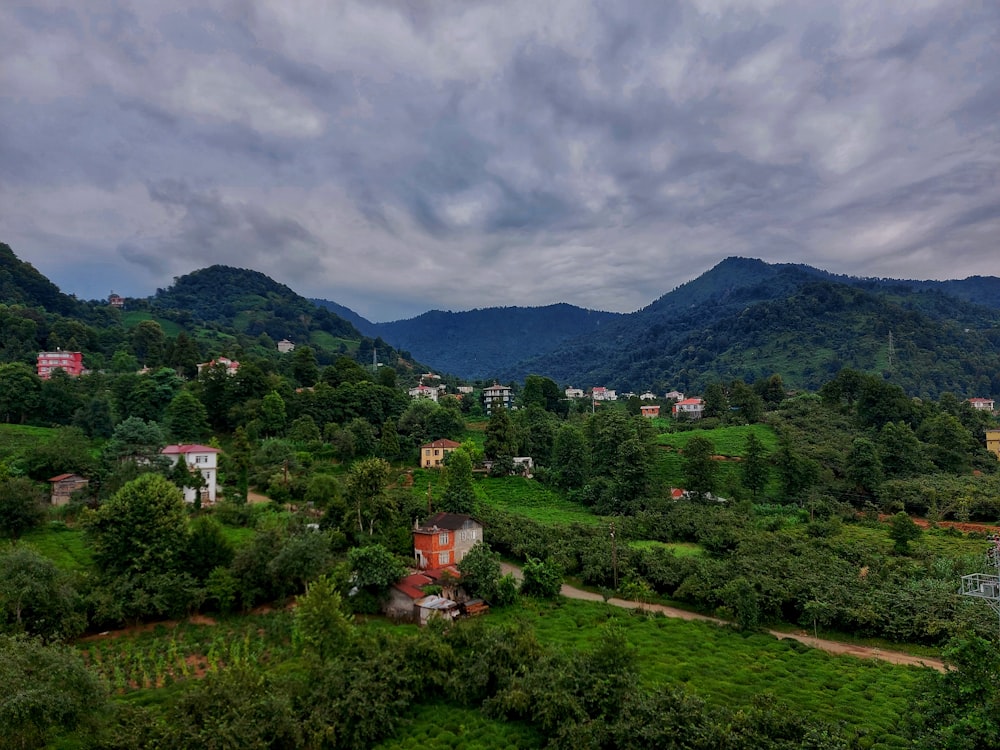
[37, 350, 84, 379]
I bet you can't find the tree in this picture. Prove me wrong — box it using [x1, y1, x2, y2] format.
[166, 389, 210, 442]
[0, 545, 84, 641]
[73, 392, 114, 438]
[348, 544, 407, 595]
[552, 423, 589, 490]
[521, 557, 563, 599]
[87, 473, 190, 580]
[484, 405, 518, 461]
[729, 380, 764, 424]
[344, 457, 395, 536]
[0, 634, 108, 750]
[846, 437, 884, 499]
[102, 416, 166, 466]
[378, 419, 400, 461]
[888, 512, 922, 554]
[0, 478, 45, 540]
[878, 421, 928, 478]
[259, 391, 287, 436]
[683, 436, 717, 498]
[229, 426, 253, 504]
[183, 517, 234, 583]
[909, 636, 1000, 749]
[775, 435, 818, 502]
[288, 414, 321, 444]
[740, 433, 769, 498]
[0, 363, 41, 424]
[293, 574, 354, 662]
[440, 449, 476, 514]
[131, 319, 165, 367]
[457, 541, 504, 602]
[702, 381, 729, 420]
[919, 412, 974, 474]
[167, 331, 201, 379]
[292, 345, 320, 387]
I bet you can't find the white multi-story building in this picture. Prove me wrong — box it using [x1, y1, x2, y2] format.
[483, 383, 513, 413]
[161, 444, 221, 504]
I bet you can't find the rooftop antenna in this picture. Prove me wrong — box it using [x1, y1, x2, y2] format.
[961, 534, 1000, 637]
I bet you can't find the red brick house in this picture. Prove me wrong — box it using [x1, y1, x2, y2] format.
[413, 512, 483, 569]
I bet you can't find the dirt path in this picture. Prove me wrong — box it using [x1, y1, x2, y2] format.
[501, 564, 945, 672]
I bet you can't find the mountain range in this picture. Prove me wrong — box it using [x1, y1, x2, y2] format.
[4, 241, 1000, 398]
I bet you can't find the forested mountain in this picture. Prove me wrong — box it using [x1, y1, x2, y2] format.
[0, 242, 83, 317]
[151, 266, 360, 343]
[502, 258, 1000, 397]
[309, 297, 380, 337]
[0, 247, 419, 373]
[370, 304, 622, 380]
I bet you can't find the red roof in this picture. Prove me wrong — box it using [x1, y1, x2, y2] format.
[49, 473, 82, 483]
[420, 439, 462, 450]
[675, 398, 703, 406]
[162, 444, 221, 455]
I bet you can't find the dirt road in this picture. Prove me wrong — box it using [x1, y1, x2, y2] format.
[500, 563, 945, 672]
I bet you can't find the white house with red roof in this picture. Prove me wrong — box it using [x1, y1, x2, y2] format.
[196, 357, 240, 377]
[968, 397, 995, 412]
[408, 383, 439, 402]
[591, 386, 617, 401]
[672, 397, 705, 419]
[161, 444, 221, 503]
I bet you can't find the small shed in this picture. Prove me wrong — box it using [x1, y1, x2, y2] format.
[48, 473, 89, 506]
[414, 595, 460, 626]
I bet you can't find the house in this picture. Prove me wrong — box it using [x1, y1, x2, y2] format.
[36, 350, 84, 380]
[640, 391, 657, 401]
[161, 444, 221, 504]
[413, 512, 483, 569]
[512, 456, 534, 476]
[672, 397, 704, 419]
[483, 383, 512, 413]
[48, 473, 89, 506]
[591, 387, 617, 401]
[197, 357, 240, 376]
[640, 404, 660, 418]
[420, 439, 461, 468]
[987, 429, 1000, 460]
[108, 293, 125, 309]
[968, 398, 995, 412]
[408, 384, 439, 402]
[420, 372, 442, 381]
[456, 385, 474, 394]
[564, 387, 585, 399]
[665, 390, 685, 401]
[277, 339, 295, 353]
[385, 567, 464, 623]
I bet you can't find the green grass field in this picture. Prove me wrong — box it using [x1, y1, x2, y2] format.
[493, 598, 923, 748]
[475, 477, 602, 526]
[120, 311, 183, 337]
[628, 540, 704, 557]
[19, 523, 94, 571]
[656, 423, 780, 454]
[0, 424, 61, 462]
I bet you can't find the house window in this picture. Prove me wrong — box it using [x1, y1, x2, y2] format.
[439, 532, 449, 545]
[195, 455, 208, 464]
[434, 449, 440, 456]
[438, 552, 450, 565]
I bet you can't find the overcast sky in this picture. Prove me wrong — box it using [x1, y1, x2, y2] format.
[2, 1, 999, 321]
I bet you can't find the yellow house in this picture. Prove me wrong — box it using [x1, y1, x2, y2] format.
[420, 439, 462, 468]
[986, 429, 1000, 460]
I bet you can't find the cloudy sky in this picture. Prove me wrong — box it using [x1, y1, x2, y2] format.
[2, 1, 999, 321]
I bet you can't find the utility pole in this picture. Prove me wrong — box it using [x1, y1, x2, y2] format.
[610, 521, 618, 590]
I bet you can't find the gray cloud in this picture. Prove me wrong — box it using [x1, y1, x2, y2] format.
[1, 1, 999, 321]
